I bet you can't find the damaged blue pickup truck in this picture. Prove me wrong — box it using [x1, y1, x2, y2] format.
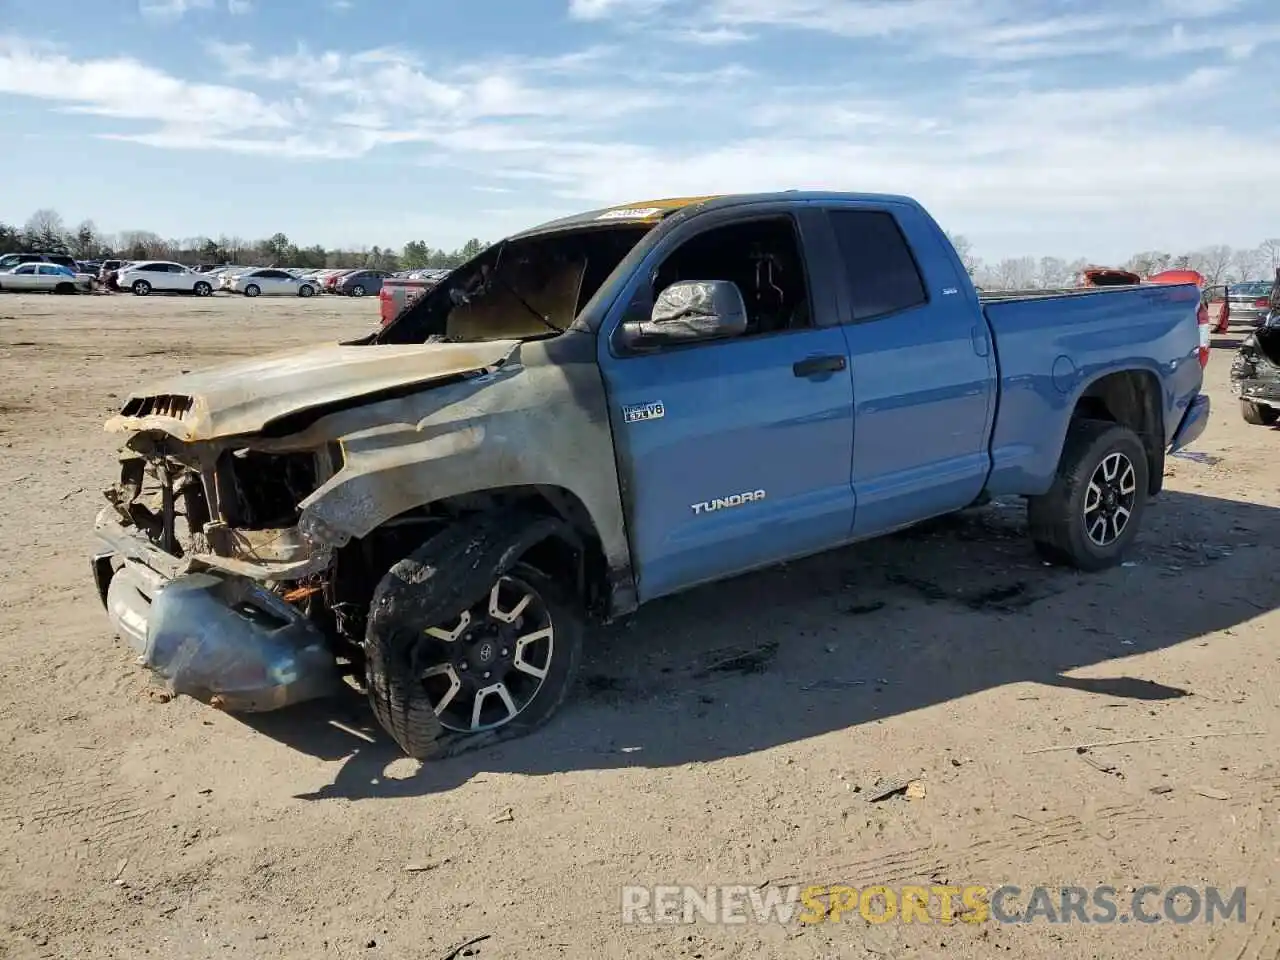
[93, 192, 1211, 758]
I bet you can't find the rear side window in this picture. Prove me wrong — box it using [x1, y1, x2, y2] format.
[827, 210, 928, 321]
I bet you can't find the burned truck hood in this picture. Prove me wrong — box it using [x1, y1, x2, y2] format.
[105, 339, 520, 441]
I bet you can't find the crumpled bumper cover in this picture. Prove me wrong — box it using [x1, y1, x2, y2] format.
[94, 547, 340, 713]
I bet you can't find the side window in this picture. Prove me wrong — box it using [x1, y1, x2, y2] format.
[141, 263, 164, 272]
[649, 216, 812, 338]
[15, 265, 36, 275]
[827, 210, 928, 321]
[167, 263, 186, 273]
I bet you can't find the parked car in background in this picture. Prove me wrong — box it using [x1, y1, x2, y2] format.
[1225, 281, 1273, 327]
[0, 262, 94, 294]
[378, 272, 447, 326]
[322, 269, 357, 293]
[0, 252, 79, 271]
[335, 269, 394, 297]
[226, 268, 319, 297]
[117, 261, 216, 297]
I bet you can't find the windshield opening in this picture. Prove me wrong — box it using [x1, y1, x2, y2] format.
[376, 224, 652, 345]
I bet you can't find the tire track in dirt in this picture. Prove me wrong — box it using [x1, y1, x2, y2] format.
[766, 775, 1280, 896]
[1207, 772, 1280, 960]
[0, 770, 153, 862]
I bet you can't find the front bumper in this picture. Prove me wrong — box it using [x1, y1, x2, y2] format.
[93, 517, 341, 712]
[1233, 378, 1280, 407]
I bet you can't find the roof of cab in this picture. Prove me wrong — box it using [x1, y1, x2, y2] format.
[511, 191, 920, 239]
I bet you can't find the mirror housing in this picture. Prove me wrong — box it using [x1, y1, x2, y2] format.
[618, 279, 748, 351]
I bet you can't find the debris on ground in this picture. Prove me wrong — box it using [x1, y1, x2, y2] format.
[493, 808, 514, 823]
[1191, 786, 1231, 800]
[1075, 746, 1124, 779]
[867, 777, 926, 803]
[440, 934, 491, 959]
[693, 641, 779, 677]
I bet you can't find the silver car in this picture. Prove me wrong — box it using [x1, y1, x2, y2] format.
[0, 262, 94, 293]
[1226, 281, 1274, 326]
[228, 268, 319, 297]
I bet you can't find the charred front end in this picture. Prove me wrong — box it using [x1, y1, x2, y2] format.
[93, 416, 346, 712]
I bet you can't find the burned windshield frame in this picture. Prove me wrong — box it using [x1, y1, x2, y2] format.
[374, 224, 655, 345]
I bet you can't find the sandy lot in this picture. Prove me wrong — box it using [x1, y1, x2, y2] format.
[0, 291, 1277, 960]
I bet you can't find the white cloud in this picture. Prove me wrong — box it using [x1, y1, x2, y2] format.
[3, 0, 1280, 259]
[139, 0, 214, 16]
[567, 0, 673, 20]
[0, 37, 293, 131]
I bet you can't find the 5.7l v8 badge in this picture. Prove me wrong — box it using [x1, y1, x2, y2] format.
[622, 401, 665, 423]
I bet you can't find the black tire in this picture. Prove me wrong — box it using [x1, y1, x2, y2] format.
[364, 511, 584, 759]
[1241, 400, 1279, 426]
[193, 281, 212, 297]
[1027, 419, 1149, 572]
[349, 284, 366, 297]
[244, 284, 260, 298]
[132, 280, 151, 296]
[53, 282, 76, 295]
[299, 284, 314, 298]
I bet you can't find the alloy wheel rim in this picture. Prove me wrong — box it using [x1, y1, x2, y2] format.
[415, 574, 554, 733]
[1083, 451, 1137, 547]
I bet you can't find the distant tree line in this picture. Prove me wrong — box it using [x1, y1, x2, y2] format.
[947, 232, 1280, 291]
[2, 207, 1273, 290]
[0, 208, 489, 272]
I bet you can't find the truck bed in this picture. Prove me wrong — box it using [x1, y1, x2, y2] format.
[978, 281, 1203, 497]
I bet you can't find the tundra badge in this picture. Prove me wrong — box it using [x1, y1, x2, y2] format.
[691, 490, 766, 514]
[623, 401, 665, 423]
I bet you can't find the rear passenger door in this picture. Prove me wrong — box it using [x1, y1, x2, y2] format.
[821, 203, 996, 538]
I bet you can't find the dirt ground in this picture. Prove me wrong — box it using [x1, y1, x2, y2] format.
[0, 292, 1277, 960]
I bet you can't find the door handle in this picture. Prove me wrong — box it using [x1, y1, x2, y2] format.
[793, 355, 847, 377]
[970, 325, 990, 357]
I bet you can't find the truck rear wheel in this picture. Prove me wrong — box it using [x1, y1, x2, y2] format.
[1241, 400, 1279, 426]
[363, 512, 584, 759]
[1027, 419, 1149, 572]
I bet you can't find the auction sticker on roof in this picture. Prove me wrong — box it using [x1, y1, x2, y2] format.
[597, 207, 664, 221]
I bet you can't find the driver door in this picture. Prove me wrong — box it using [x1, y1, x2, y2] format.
[598, 210, 855, 601]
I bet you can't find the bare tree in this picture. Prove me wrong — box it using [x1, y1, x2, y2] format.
[1188, 245, 1233, 286]
[945, 232, 981, 277]
[1035, 256, 1072, 289]
[1124, 251, 1171, 278]
[1261, 239, 1280, 275]
[983, 256, 1037, 290]
[23, 208, 68, 253]
[1230, 247, 1264, 283]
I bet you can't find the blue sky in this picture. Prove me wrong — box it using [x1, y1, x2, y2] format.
[0, 0, 1277, 260]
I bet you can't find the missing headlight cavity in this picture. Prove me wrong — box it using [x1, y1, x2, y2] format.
[223, 450, 320, 529]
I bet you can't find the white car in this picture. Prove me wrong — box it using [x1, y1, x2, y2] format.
[227, 268, 319, 298]
[118, 261, 215, 297]
[0, 262, 94, 294]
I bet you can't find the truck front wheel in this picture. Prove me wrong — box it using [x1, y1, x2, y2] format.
[363, 513, 584, 759]
[1027, 420, 1149, 572]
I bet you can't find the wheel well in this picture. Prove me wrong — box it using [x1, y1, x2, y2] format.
[328, 485, 610, 647]
[1071, 370, 1164, 495]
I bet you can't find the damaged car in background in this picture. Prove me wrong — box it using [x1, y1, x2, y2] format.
[94, 191, 1210, 760]
[1230, 315, 1280, 426]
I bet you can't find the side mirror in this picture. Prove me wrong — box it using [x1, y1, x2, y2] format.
[618, 279, 748, 350]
